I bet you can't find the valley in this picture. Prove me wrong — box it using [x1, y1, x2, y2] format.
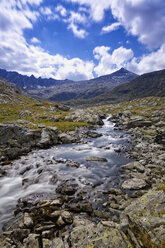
[0, 69, 165, 247]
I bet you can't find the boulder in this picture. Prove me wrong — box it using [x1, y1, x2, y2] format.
[86, 156, 108, 162]
[58, 132, 82, 144]
[121, 178, 147, 190]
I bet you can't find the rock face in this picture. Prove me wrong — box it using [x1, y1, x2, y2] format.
[0, 124, 58, 161]
[70, 218, 132, 248]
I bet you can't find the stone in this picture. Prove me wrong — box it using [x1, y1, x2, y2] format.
[50, 198, 63, 207]
[121, 178, 147, 190]
[85, 131, 102, 138]
[42, 230, 53, 239]
[56, 216, 65, 227]
[56, 179, 78, 195]
[103, 188, 124, 195]
[39, 127, 58, 147]
[120, 214, 129, 232]
[86, 156, 108, 162]
[11, 229, 30, 242]
[52, 238, 65, 248]
[51, 210, 61, 218]
[65, 160, 80, 168]
[23, 212, 33, 228]
[23, 234, 39, 248]
[58, 132, 82, 144]
[121, 161, 145, 173]
[61, 211, 73, 224]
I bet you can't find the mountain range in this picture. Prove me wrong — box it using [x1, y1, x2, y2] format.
[0, 67, 137, 102]
[0, 67, 165, 105]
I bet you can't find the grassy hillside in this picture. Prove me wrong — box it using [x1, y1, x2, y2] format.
[0, 79, 89, 131]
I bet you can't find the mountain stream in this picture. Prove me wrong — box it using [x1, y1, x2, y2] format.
[0, 116, 132, 232]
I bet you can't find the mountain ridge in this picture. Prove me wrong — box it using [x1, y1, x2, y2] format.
[67, 68, 165, 106]
[0, 67, 138, 102]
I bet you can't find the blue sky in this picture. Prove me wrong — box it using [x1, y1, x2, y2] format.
[0, 0, 165, 80]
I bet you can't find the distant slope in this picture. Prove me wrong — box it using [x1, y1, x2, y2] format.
[0, 78, 31, 101]
[0, 68, 74, 89]
[0, 68, 137, 102]
[28, 68, 137, 101]
[73, 68, 165, 105]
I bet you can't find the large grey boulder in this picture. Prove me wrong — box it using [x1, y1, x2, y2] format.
[121, 178, 147, 190]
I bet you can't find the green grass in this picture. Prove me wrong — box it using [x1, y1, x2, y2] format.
[0, 91, 89, 132]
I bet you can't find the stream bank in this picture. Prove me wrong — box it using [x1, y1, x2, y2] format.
[0, 111, 165, 248]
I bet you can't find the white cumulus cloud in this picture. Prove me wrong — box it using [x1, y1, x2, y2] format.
[102, 22, 120, 34]
[0, 0, 94, 80]
[67, 0, 165, 49]
[93, 46, 134, 76]
[127, 43, 165, 74]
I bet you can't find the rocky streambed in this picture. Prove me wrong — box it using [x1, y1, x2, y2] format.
[0, 113, 165, 248]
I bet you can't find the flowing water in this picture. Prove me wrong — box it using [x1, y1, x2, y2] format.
[0, 116, 132, 232]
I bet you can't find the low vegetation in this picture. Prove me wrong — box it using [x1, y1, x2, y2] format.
[0, 80, 89, 132]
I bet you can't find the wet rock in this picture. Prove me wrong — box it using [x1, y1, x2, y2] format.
[23, 233, 40, 248]
[11, 229, 30, 243]
[85, 131, 102, 138]
[20, 165, 32, 175]
[0, 167, 6, 177]
[39, 127, 58, 147]
[49, 174, 58, 185]
[65, 160, 80, 168]
[58, 132, 82, 144]
[56, 180, 78, 195]
[103, 188, 124, 195]
[0, 124, 58, 161]
[155, 130, 165, 145]
[50, 198, 64, 207]
[66, 200, 93, 215]
[23, 212, 33, 228]
[61, 211, 73, 224]
[86, 156, 108, 162]
[56, 216, 65, 227]
[121, 178, 147, 190]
